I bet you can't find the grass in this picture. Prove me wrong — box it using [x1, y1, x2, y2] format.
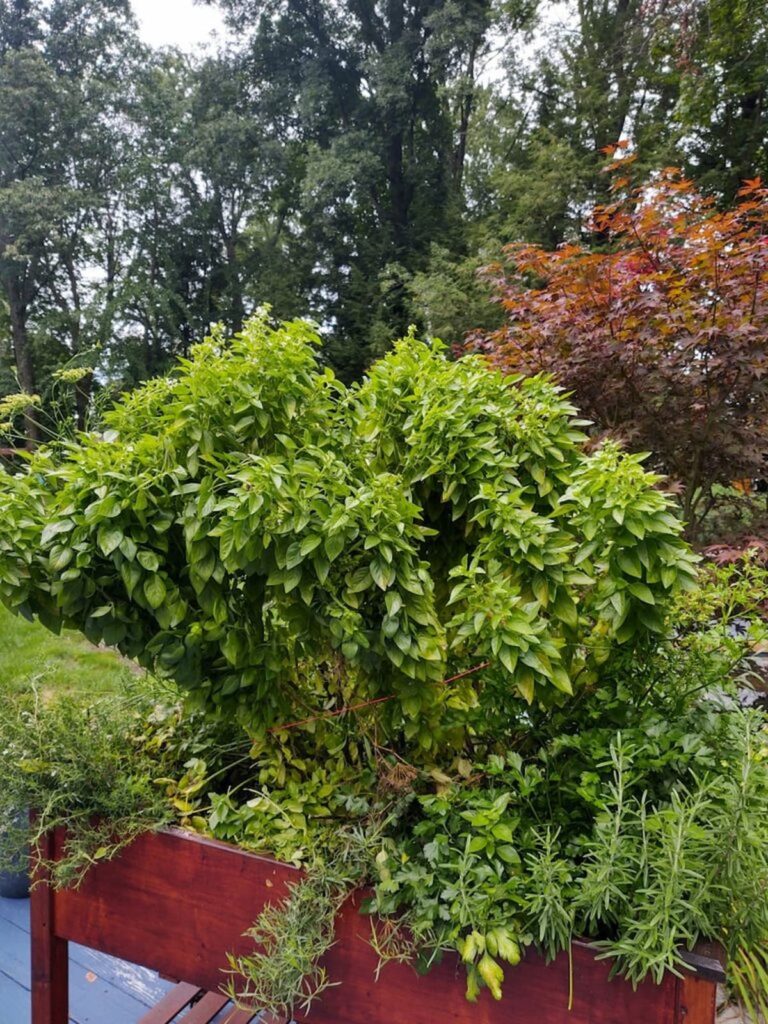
[0, 604, 135, 699]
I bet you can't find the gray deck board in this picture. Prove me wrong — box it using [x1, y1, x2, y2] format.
[1, 894, 273, 1023]
[0, 893, 172, 1023]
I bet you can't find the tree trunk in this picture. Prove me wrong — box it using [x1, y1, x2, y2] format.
[453, 39, 479, 193]
[225, 230, 245, 333]
[386, 130, 408, 255]
[61, 250, 92, 430]
[384, 0, 408, 259]
[6, 275, 40, 446]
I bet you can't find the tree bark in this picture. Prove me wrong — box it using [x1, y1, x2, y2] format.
[453, 39, 480, 193]
[61, 249, 92, 429]
[5, 273, 40, 446]
[384, 0, 408, 258]
[386, 129, 408, 255]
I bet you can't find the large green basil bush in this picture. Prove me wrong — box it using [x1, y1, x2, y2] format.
[5, 316, 768, 1016]
[0, 315, 696, 749]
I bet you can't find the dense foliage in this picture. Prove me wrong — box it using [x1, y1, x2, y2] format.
[1, 0, 767, 1016]
[2, 558, 768, 1016]
[5, 314, 768, 1016]
[3, 0, 768, 443]
[475, 170, 768, 536]
[0, 316, 697, 752]
[0, 322, 766, 1021]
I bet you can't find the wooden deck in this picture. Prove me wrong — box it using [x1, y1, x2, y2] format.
[0, 894, 251, 1023]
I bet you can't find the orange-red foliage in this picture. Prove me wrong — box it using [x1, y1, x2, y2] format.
[473, 169, 768, 530]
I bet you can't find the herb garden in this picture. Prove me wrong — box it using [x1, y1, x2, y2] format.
[1, 315, 767, 1021]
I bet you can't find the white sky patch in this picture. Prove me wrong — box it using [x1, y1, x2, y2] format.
[131, 0, 228, 50]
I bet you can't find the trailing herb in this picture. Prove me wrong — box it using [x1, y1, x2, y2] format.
[227, 873, 345, 1015]
[0, 675, 253, 887]
[0, 682, 174, 887]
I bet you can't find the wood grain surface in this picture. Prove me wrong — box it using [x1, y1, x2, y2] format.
[33, 828, 720, 1024]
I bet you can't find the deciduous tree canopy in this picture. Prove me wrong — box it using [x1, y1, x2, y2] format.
[1, 0, 767, 448]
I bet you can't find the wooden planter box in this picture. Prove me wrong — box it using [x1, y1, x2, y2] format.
[31, 827, 724, 1024]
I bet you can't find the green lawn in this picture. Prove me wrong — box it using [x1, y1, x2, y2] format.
[0, 604, 134, 698]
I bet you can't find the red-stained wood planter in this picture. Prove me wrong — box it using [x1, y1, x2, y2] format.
[31, 827, 723, 1024]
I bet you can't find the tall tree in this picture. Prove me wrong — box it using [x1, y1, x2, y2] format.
[0, 35, 60, 442]
[469, 0, 680, 249]
[0, 0, 139, 441]
[674, 0, 768, 201]
[0, 0, 42, 441]
[39, 0, 138, 426]
[112, 51, 211, 381]
[209, 0, 529, 376]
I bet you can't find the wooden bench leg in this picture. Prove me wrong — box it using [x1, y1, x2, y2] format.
[30, 833, 68, 1024]
[675, 972, 717, 1023]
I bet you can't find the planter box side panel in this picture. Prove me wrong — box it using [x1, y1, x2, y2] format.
[44, 829, 717, 1024]
[51, 828, 301, 993]
[306, 893, 682, 1024]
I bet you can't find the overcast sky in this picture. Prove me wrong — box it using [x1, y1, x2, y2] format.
[131, 0, 228, 50]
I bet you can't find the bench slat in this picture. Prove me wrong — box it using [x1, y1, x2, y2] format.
[136, 981, 202, 1023]
[181, 991, 230, 1023]
[216, 1007, 261, 1024]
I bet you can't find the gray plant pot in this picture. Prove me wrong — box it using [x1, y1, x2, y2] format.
[0, 810, 30, 899]
[0, 865, 30, 899]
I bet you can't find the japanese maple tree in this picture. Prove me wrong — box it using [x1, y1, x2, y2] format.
[474, 168, 768, 535]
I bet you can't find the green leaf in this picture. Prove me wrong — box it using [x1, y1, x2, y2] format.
[370, 559, 395, 590]
[138, 550, 160, 572]
[144, 574, 167, 609]
[617, 550, 642, 578]
[627, 581, 655, 604]
[347, 566, 372, 594]
[119, 536, 138, 561]
[491, 823, 514, 842]
[499, 645, 517, 674]
[41, 519, 74, 546]
[552, 590, 578, 627]
[402, 694, 421, 718]
[50, 546, 74, 571]
[283, 567, 302, 592]
[97, 525, 124, 557]
[616, 618, 636, 643]
[516, 668, 535, 704]
[496, 845, 521, 866]
[299, 534, 322, 556]
[549, 665, 573, 694]
[312, 554, 330, 585]
[324, 533, 345, 562]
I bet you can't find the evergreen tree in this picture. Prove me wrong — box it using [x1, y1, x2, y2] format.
[675, 0, 768, 200]
[212, 0, 526, 375]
